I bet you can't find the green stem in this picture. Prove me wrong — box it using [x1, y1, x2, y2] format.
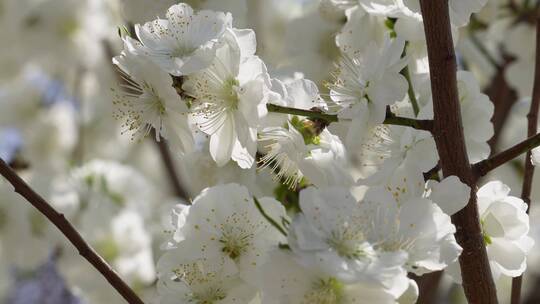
[400, 42, 420, 117]
[266, 104, 338, 123]
[253, 197, 288, 237]
[401, 64, 420, 116]
[266, 104, 433, 131]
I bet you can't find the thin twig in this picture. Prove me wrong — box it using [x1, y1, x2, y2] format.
[266, 104, 433, 131]
[511, 16, 540, 304]
[486, 56, 518, 154]
[473, 132, 540, 177]
[0, 159, 144, 304]
[153, 133, 190, 202]
[419, 0, 498, 302]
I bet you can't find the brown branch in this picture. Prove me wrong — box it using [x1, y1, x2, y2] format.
[412, 271, 444, 304]
[511, 16, 540, 304]
[153, 134, 190, 202]
[0, 159, 145, 304]
[474, 132, 540, 177]
[486, 56, 518, 154]
[419, 0, 498, 303]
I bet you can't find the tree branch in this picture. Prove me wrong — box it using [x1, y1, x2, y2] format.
[153, 133, 190, 202]
[485, 56, 517, 154]
[0, 159, 145, 304]
[419, 0, 498, 302]
[511, 16, 540, 304]
[266, 104, 433, 131]
[474, 132, 540, 177]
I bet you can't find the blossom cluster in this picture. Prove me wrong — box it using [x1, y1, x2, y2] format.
[106, 2, 534, 303]
[0, 0, 539, 303]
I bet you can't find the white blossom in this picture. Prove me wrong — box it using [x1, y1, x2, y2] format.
[258, 249, 406, 304]
[532, 147, 540, 166]
[157, 255, 256, 304]
[163, 184, 287, 282]
[259, 122, 352, 189]
[183, 33, 269, 168]
[289, 186, 410, 298]
[329, 36, 408, 126]
[448, 181, 534, 282]
[134, 3, 232, 76]
[419, 71, 494, 162]
[113, 37, 194, 154]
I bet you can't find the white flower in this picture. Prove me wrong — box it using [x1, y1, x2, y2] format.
[347, 102, 437, 185]
[532, 147, 540, 166]
[259, 122, 352, 189]
[336, 6, 388, 56]
[258, 249, 406, 304]
[358, 0, 487, 28]
[134, 3, 232, 76]
[364, 163, 464, 275]
[100, 210, 156, 284]
[259, 123, 309, 188]
[52, 159, 156, 220]
[447, 181, 534, 282]
[183, 34, 269, 168]
[478, 181, 534, 279]
[263, 77, 328, 129]
[289, 186, 410, 298]
[419, 71, 494, 162]
[329, 36, 408, 126]
[166, 184, 287, 282]
[157, 255, 256, 304]
[426, 175, 471, 216]
[113, 36, 194, 154]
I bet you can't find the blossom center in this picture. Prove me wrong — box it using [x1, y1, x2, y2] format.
[219, 226, 253, 260]
[327, 228, 369, 259]
[303, 277, 344, 304]
[192, 287, 227, 304]
[222, 77, 240, 110]
[171, 44, 198, 58]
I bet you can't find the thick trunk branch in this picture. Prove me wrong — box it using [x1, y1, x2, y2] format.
[419, 0, 498, 302]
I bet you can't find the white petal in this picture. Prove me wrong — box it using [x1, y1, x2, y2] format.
[209, 116, 236, 167]
[428, 176, 471, 216]
[532, 147, 540, 166]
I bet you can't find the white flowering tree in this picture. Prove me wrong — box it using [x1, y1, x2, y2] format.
[2, 0, 540, 304]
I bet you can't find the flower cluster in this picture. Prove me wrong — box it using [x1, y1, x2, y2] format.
[107, 2, 535, 303]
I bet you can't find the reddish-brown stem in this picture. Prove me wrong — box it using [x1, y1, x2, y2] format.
[419, 0, 498, 302]
[0, 159, 145, 304]
[154, 134, 190, 202]
[474, 132, 540, 177]
[413, 271, 444, 304]
[486, 57, 517, 153]
[511, 17, 540, 304]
